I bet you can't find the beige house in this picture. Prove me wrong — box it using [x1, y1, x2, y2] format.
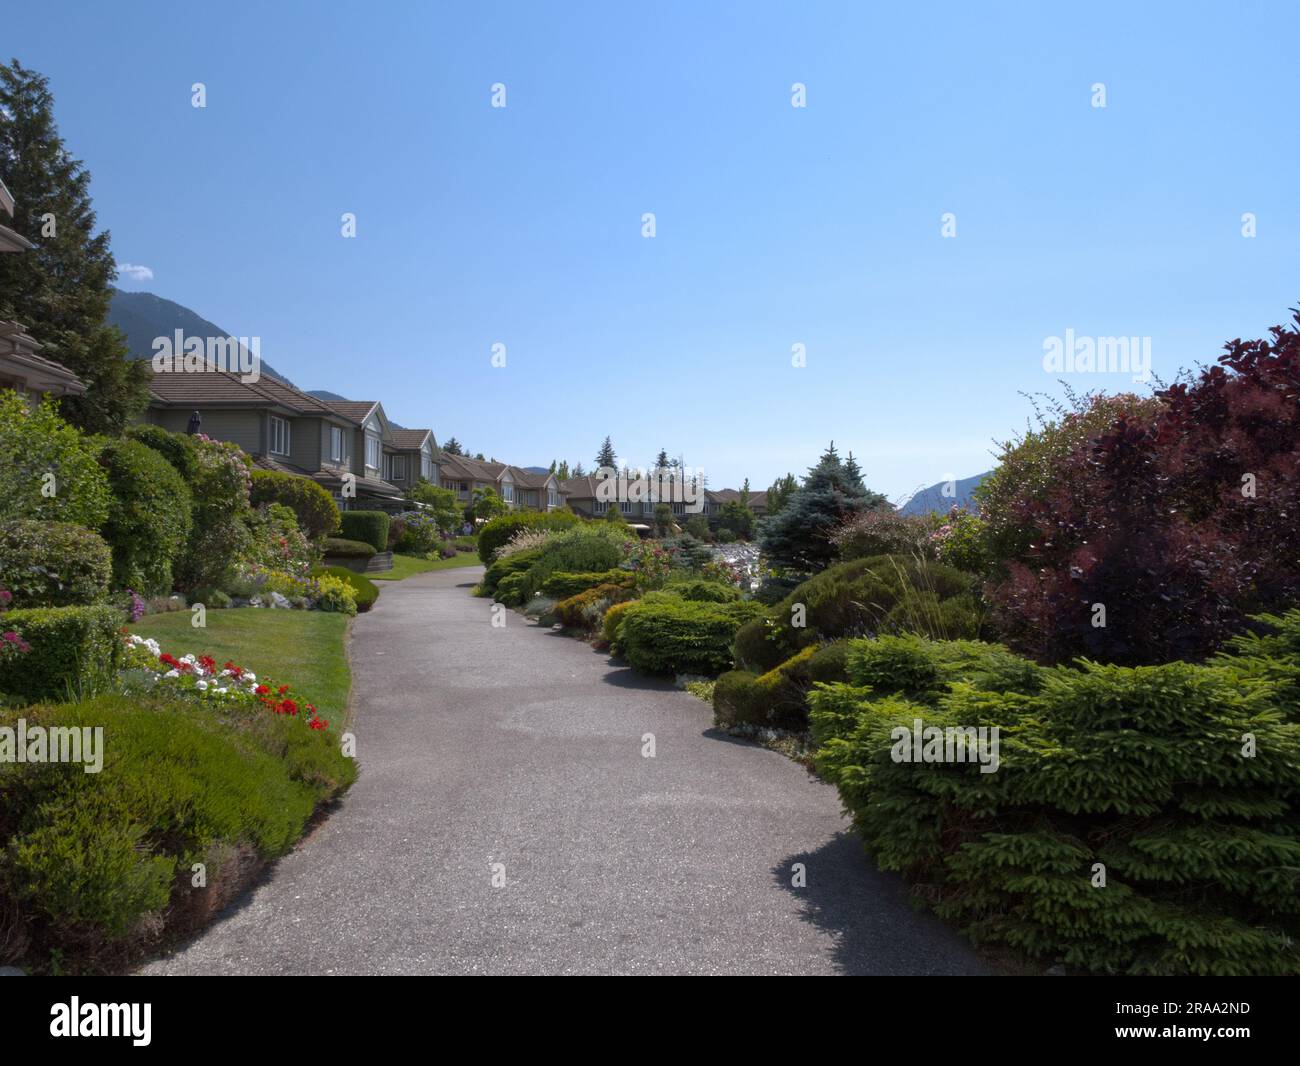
[143, 368, 406, 508]
[440, 453, 563, 512]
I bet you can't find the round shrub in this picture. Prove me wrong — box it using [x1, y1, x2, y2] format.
[339, 510, 390, 554]
[313, 565, 379, 612]
[250, 469, 340, 540]
[519, 527, 632, 601]
[0, 391, 110, 529]
[477, 509, 579, 566]
[482, 548, 543, 597]
[494, 572, 528, 606]
[602, 600, 635, 645]
[553, 582, 635, 628]
[619, 598, 766, 677]
[733, 554, 982, 673]
[98, 438, 193, 595]
[127, 423, 198, 482]
[0, 520, 112, 607]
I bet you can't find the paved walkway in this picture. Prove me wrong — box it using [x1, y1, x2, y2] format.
[144, 567, 987, 975]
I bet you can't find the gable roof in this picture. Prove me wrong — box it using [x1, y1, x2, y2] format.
[149, 365, 359, 421]
[323, 399, 379, 423]
[390, 428, 434, 450]
[559, 475, 600, 499]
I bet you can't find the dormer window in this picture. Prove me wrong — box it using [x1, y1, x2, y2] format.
[270, 415, 291, 456]
[330, 426, 344, 462]
[366, 434, 380, 469]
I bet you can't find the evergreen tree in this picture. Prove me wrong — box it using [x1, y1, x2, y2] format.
[594, 435, 617, 471]
[572, 462, 586, 478]
[759, 441, 889, 572]
[0, 59, 149, 433]
[556, 460, 570, 481]
[441, 437, 464, 456]
[654, 448, 669, 473]
[766, 472, 798, 515]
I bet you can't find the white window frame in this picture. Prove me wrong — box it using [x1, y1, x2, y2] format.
[330, 426, 344, 463]
[270, 415, 291, 456]
[502, 481, 514, 503]
[389, 454, 406, 481]
[365, 434, 380, 470]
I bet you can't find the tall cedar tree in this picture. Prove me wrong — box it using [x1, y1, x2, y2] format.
[594, 436, 617, 470]
[760, 442, 889, 572]
[0, 59, 148, 433]
[441, 437, 463, 455]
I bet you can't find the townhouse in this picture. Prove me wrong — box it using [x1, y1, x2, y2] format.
[439, 453, 563, 512]
[143, 367, 412, 510]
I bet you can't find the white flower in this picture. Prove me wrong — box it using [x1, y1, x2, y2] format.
[243, 672, 256, 682]
[164, 669, 180, 679]
[196, 680, 209, 691]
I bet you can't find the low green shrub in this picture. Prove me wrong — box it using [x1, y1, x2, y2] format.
[321, 537, 376, 559]
[602, 600, 635, 645]
[97, 438, 194, 596]
[313, 566, 379, 612]
[809, 622, 1300, 976]
[541, 569, 634, 599]
[0, 605, 124, 703]
[518, 527, 632, 601]
[494, 572, 528, 606]
[664, 576, 741, 603]
[553, 583, 636, 628]
[734, 554, 982, 673]
[713, 641, 854, 731]
[339, 511, 390, 554]
[482, 548, 543, 597]
[0, 693, 356, 965]
[477, 509, 579, 565]
[0, 520, 112, 608]
[619, 597, 765, 676]
[250, 469, 340, 540]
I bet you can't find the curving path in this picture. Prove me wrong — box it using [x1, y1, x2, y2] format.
[143, 567, 988, 975]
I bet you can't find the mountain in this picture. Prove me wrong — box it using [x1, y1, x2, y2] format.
[899, 472, 990, 516]
[107, 289, 294, 386]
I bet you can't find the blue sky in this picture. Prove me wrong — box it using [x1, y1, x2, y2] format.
[14, 1, 1300, 500]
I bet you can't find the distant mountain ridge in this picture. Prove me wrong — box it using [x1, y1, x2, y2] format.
[899, 472, 989, 516]
[107, 289, 294, 386]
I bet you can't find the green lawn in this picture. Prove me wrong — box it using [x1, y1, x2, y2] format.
[131, 608, 352, 724]
[371, 551, 483, 580]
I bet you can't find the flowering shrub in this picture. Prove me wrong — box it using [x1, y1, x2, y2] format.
[243, 502, 316, 578]
[1, 628, 31, 663]
[174, 435, 254, 592]
[392, 510, 440, 555]
[621, 540, 673, 589]
[123, 633, 331, 730]
[313, 573, 358, 615]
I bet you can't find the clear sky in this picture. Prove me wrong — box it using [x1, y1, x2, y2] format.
[13, 1, 1299, 501]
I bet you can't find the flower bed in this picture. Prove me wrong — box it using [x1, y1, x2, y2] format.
[124, 634, 330, 731]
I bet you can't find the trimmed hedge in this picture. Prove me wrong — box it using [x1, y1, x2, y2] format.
[494, 572, 528, 606]
[477, 509, 579, 566]
[0, 605, 124, 703]
[602, 600, 635, 645]
[250, 469, 340, 540]
[127, 423, 198, 482]
[313, 566, 379, 612]
[98, 438, 193, 595]
[339, 511, 389, 554]
[0, 520, 112, 608]
[0, 693, 356, 968]
[322, 537, 376, 559]
[619, 597, 766, 676]
[809, 625, 1300, 976]
[541, 569, 634, 600]
[734, 554, 981, 673]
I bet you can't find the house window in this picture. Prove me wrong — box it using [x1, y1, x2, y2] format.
[389, 455, 405, 481]
[620, 501, 633, 514]
[365, 435, 380, 469]
[502, 482, 514, 503]
[421, 454, 433, 480]
[330, 426, 344, 462]
[548, 489, 558, 509]
[270, 415, 291, 456]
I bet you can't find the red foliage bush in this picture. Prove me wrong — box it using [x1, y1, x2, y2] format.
[986, 307, 1300, 664]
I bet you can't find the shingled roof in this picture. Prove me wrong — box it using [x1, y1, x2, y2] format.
[149, 365, 358, 421]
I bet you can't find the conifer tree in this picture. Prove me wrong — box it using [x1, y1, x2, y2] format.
[594, 436, 617, 471]
[0, 59, 149, 433]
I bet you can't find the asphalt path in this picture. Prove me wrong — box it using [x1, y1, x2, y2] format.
[143, 566, 988, 975]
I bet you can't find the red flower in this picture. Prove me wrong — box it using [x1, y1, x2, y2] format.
[308, 717, 327, 730]
[255, 684, 270, 695]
